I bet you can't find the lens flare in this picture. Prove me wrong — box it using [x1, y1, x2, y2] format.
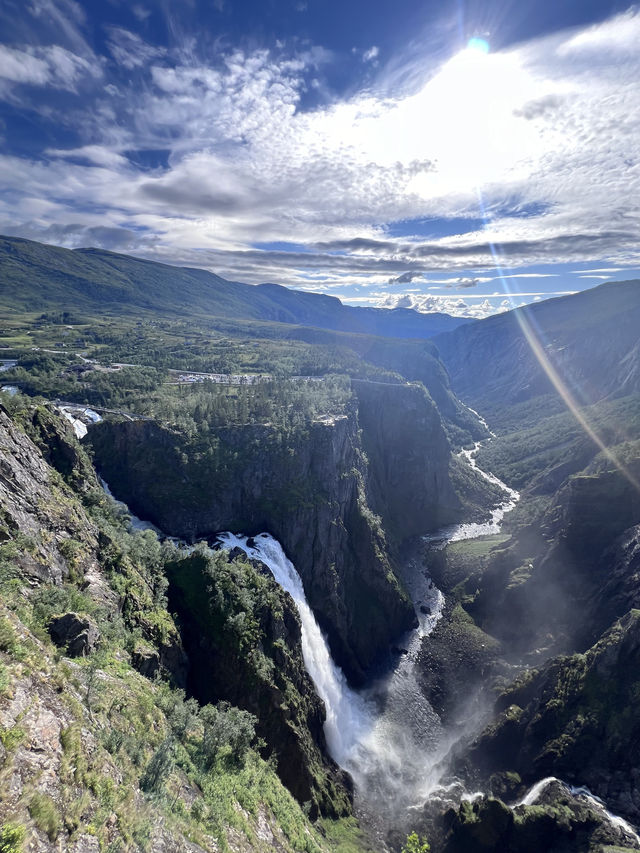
[475, 188, 640, 494]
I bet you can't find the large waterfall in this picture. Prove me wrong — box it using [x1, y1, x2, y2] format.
[217, 531, 447, 821]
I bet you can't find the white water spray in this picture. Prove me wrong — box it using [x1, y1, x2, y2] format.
[217, 531, 371, 765]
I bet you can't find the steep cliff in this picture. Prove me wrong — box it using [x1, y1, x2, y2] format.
[352, 379, 460, 540]
[0, 401, 359, 851]
[0, 405, 102, 589]
[88, 379, 461, 682]
[166, 547, 351, 818]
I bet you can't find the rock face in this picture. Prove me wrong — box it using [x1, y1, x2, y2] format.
[166, 547, 352, 818]
[88, 380, 461, 682]
[438, 782, 640, 853]
[352, 380, 460, 540]
[465, 459, 640, 657]
[48, 612, 100, 657]
[462, 610, 640, 824]
[0, 404, 102, 586]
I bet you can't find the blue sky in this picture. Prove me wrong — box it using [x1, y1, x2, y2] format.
[0, 0, 639, 317]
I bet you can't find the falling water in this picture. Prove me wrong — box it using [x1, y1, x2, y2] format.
[98, 424, 640, 845]
[216, 531, 447, 824]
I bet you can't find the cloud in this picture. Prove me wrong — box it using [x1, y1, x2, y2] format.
[514, 93, 567, 120]
[572, 267, 624, 274]
[363, 46, 379, 63]
[106, 27, 166, 70]
[0, 43, 100, 91]
[558, 9, 640, 57]
[132, 5, 151, 22]
[45, 145, 130, 168]
[1, 8, 640, 307]
[388, 271, 423, 285]
[447, 277, 480, 289]
[375, 291, 512, 319]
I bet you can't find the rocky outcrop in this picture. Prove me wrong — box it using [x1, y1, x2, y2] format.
[0, 404, 104, 590]
[352, 380, 460, 540]
[461, 610, 640, 823]
[48, 612, 100, 657]
[0, 404, 342, 851]
[166, 547, 352, 818]
[437, 782, 639, 853]
[465, 459, 640, 657]
[88, 380, 460, 682]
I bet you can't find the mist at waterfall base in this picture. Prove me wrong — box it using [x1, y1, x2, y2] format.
[217, 531, 459, 827]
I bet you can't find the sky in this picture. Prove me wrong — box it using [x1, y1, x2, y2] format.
[0, 0, 639, 318]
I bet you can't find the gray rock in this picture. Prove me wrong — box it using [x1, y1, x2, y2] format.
[131, 645, 161, 679]
[48, 612, 100, 657]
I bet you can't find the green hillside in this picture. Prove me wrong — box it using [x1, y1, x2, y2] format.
[0, 235, 464, 339]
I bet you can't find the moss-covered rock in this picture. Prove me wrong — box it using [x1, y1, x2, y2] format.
[88, 386, 441, 683]
[462, 610, 640, 823]
[440, 783, 640, 853]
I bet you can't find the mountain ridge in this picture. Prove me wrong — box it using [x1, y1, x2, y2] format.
[0, 234, 465, 339]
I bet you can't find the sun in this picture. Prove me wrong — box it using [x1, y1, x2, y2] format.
[467, 37, 490, 55]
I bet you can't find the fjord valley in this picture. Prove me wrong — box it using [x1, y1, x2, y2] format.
[1, 236, 640, 852]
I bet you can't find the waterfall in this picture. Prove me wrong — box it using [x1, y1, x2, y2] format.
[216, 531, 446, 821]
[217, 531, 371, 765]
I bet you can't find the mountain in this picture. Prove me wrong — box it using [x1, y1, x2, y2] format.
[433, 278, 640, 428]
[0, 234, 465, 339]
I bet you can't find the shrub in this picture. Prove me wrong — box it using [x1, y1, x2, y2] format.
[0, 822, 25, 853]
[402, 832, 430, 853]
[28, 793, 61, 841]
[200, 702, 256, 767]
[140, 737, 174, 795]
[0, 618, 17, 654]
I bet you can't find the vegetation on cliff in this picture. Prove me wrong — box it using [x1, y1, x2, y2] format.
[0, 400, 363, 851]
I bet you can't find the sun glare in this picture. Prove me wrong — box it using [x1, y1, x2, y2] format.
[467, 37, 490, 54]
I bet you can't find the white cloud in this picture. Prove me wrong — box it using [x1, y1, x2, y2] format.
[363, 45, 379, 63]
[2, 9, 640, 297]
[132, 5, 151, 22]
[106, 28, 165, 70]
[0, 43, 99, 91]
[45, 145, 130, 169]
[375, 291, 512, 319]
[558, 9, 640, 57]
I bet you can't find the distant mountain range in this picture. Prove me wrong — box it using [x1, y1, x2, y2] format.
[0, 235, 465, 339]
[434, 278, 640, 425]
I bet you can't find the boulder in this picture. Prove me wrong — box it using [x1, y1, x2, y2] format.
[48, 612, 100, 657]
[131, 644, 161, 679]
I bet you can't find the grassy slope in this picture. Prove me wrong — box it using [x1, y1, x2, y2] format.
[0, 235, 464, 339]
